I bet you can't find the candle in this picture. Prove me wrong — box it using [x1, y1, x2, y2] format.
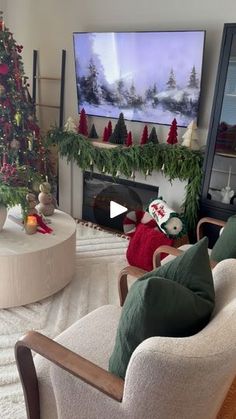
[25, 215, 37, 235]
[227, 166, 232, 188]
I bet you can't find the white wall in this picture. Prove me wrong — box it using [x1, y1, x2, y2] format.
[5, 0, 236, 216]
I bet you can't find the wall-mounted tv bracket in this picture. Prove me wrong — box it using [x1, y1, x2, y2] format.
[32, 49, 66, 128]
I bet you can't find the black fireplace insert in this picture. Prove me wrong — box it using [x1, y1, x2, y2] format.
[82, 171, 159, 232]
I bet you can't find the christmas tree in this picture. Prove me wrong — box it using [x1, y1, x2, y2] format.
[126, 131, 133, 147]
[109, 112, 127, 144]
[148, 127, 159, 144]
[107, 120, 112, 139]
[77, 108, 88, 136]
[167, 118, 178, 145]
[89, 123, 98, 139]
[182, 120, 200, 150]
[140, 125, 148, 145]
[102, 126, 109, 142]
[64, 116, 77, 133]
[0, 14, 47, 211]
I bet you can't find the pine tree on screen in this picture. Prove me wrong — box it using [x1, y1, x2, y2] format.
[166, 68, 176, 90]
[188, 66, 199, 89]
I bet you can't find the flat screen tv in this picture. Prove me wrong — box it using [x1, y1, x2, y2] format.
[73, 31, 205, 127]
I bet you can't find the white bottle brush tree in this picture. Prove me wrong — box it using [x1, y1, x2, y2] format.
[182, 120, 200, 150]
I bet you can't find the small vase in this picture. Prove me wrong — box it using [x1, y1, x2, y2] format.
[0, 204, 7, 231]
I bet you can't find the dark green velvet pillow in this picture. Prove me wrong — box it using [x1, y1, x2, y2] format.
[109, 237, 215, 379]
[211, 215, 236, 263]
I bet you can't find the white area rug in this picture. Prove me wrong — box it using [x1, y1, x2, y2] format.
[0, 223, 129, 419]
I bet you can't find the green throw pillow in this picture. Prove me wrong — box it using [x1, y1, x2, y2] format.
[211, 215, 236, 263]
[109, 237, 215, 379]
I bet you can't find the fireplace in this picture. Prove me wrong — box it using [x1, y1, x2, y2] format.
[82, 171, 159, 232]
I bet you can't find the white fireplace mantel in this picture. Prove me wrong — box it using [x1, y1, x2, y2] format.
[58, 158, 187, 219]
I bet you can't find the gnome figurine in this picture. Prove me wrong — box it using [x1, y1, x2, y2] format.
[38, 180, 55, 216]
[26, 193, 38, 215]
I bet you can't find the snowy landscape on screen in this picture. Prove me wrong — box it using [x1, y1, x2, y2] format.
[73, 31, 205, 127]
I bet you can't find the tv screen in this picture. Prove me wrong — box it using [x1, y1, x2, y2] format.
[73, 31, 205, 127]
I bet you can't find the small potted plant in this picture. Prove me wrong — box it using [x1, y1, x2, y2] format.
[0, 163, 28, 231]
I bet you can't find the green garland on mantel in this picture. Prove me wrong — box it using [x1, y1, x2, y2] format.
[46, 127, 204, 231]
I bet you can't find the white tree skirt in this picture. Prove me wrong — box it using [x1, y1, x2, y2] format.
[0, 223, 129, 419]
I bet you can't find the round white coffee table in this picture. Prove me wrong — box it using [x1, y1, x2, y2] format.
[0, 208, 76, 308]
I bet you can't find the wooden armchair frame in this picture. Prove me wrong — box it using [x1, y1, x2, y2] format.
[15, 331, 124, 419]
[15, 328, 236, 419]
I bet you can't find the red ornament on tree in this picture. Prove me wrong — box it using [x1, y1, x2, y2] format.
[167, 118, 178, 145]
[107, 120, 112, 139]
[140, 125, 148, 145]
[77, 108, 88, 136]
[0, 63, 9, 75]
[126, 131, 133, 147]
[102, 126, 109, 142]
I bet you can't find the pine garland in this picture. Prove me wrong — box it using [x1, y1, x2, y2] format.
[46, 128, 204, 230]
[0, 184, 28, 213]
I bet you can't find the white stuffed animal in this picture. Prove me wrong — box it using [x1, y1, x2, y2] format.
[148, 198, 186, 238]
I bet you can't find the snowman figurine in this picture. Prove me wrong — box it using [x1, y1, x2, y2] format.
[38, 180, 55, 216]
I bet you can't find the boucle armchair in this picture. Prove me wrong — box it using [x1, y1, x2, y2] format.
[15, 258, 236, 419]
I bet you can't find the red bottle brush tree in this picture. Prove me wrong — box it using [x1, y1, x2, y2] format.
[167, 118, 178, 144]
[126, 131, 133, 147]
[140, 125, 148, 145]
[102, 126, 109, 142]
[107, 120, 112, 139]
[77, 108, 88, 136]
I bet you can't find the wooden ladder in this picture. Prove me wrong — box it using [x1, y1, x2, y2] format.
[32, 49, 66, 128]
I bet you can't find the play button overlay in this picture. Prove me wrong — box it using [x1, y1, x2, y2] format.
[93, 183, 142, 231]
[110, 201, 127, 219]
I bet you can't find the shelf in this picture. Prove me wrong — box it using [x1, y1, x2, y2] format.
[225, 93, 236, 97]
[215, 150, 236, 158]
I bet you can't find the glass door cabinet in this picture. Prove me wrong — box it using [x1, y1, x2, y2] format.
[200, 23, 236, 242]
